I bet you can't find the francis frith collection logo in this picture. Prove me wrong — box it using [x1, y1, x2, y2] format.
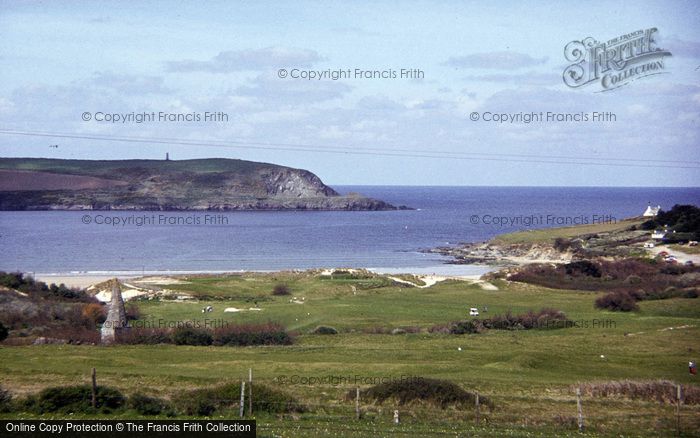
[563, 27, 672, 91]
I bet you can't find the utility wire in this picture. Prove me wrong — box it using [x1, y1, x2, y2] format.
[0, 129, 698, 169]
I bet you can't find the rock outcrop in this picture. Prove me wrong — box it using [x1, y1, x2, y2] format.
[0, 158, 407, 211]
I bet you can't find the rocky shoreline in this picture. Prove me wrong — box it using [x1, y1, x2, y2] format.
[425, 242, 574, 266]
[428, 218, 651, 267]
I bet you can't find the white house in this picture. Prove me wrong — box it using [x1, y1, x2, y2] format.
[643, 205, 661, 217]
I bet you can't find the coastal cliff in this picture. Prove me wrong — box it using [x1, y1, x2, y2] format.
[0, 157, 404, 211]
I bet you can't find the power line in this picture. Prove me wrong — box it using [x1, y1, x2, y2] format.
[0, 129, 698, 169]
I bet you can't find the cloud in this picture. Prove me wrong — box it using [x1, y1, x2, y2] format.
[444, 51, 548, 70]
[91, 72, 172, 95]
[357, 95, 405, 111]
[663, 37, 700, 58]
[166, 47, 324, 73]
[234, 74, 352, 104]
[462, 72, 561, 86]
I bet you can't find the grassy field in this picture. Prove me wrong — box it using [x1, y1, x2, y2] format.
[491, 218, 645, 245]
[1, 272, 699, 437]
[669, 244, 700, 255]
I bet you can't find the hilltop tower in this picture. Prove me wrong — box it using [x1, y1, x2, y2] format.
[165, 152, 170, 161]
[100, 279, 128, 344]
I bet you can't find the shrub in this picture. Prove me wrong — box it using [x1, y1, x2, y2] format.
[509, 258, 700, 298]
[450, 320, 484, 334]
[311, 325, 338, 335]
[81, 303, 106, 325]
[125, 303, 141, 321]
[624, 275, 642, 285]
[683, 289, 699, 299]
[118, 328, 172, 345]
[354, 377, 493, 410]
[172, 327, 213, 346]
[444, 308, 570, 333]
[564, 260, 601, 278]
[577, 380, 700, 405]
[0, 271, 94, 302]
[595, 291, 639, 312]
[427, 324, 451, 334]
[0, 386, 11, 413]
[174, 382, 304, 416]
[129, 393, 172, 416]
[272, 283, 290, 296]
[0, 321, 8, 342]
[213, 322, 293, 346]
[33, 385, 125, 414]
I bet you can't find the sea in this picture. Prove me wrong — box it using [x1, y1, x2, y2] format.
[1, 186, 698, 276]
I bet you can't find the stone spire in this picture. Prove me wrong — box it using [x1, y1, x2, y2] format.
[100, 279, 127, 344]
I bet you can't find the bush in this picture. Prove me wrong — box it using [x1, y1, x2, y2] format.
[33, 385, 125, 414]
[450, 320, 484, 334]
[595, 291, 639, 312]
[624, 275, 643, 285]
[311, 325, 338, 335]
[0, 321, 8, 342]
[683, 289, 699, 299]
[81, 303, 106, 325]
[129, 393, 172, 416]
[442, 308, 570, 334]
[125, 303, 141, 321]
[577, 380, 700, 405]
[0, 386, 11, 413]
[564, 260, 602, 278]
[0, 271, 94, 302]
[118, 328, 172, 345]
[354, 377, 493, 410]
[213, 322, 293, 346]
[272, 283, 290, 296]
[174, 382, 304, 416]
[172, 327, 213, 346]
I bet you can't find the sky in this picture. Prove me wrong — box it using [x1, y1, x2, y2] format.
[0, 0, 699, 186]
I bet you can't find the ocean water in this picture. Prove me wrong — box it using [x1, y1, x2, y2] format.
[0, 186, 698, 275]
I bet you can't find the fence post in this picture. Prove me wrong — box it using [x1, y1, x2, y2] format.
[355, 387, 361, 419]
[475, 391, 480, 426]
[576, 387, 584, 432]
[249, 368, 253, 416]
[91, 368, 97, 408]
[239, 381, 246, 418]
[676, 384, 681, 436]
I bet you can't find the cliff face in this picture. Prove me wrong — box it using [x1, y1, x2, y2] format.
[0, 158, 403, 211]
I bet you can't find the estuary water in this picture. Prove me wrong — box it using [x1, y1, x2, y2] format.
[0, 186, 697, 276]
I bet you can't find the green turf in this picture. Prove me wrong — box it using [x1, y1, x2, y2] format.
[1, 273, 699, 437]
[492, 218, 645, 245]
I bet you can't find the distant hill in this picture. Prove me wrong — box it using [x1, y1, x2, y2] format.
[0, 157, 403, 211]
